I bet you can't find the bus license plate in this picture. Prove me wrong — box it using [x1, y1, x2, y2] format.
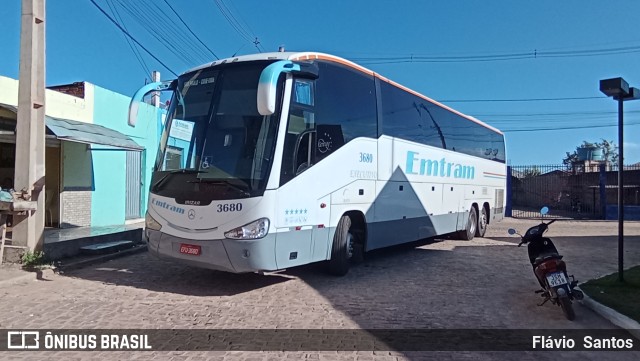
[546, 272, 567, 287]
[179, 244, 201, 256]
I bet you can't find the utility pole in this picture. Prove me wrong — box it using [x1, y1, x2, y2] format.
[13, 0, 46, 252]
[151, 71, 161, 107]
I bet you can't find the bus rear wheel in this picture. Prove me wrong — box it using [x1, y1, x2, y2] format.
[476, 206, 488, 238]
[328, 215, 353, 276]
[457, 206, 477, 241]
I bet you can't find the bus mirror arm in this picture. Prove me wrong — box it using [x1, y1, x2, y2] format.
[128, 80, 176, 127]
[257, 61, 318, 116]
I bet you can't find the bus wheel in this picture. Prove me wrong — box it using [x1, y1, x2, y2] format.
[457, 206, 477, 241]
[328, 215, 353, 276]
[476, 206, 488, 238]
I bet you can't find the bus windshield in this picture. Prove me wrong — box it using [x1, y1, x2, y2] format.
[153, 61, 279, 201]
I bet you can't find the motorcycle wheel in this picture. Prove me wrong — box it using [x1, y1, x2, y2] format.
[559, 297, 575, 321]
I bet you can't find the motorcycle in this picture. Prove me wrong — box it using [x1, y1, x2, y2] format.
[508, 207, 584, 320]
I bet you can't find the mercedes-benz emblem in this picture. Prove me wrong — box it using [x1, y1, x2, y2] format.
[188, 209, 196, 220]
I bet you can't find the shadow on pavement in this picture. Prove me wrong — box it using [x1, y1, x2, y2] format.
[60, 255, 293, 297]
[284, 233, 640, 330]
[58, 237, 446, 298]
[58, 233, 640, 336]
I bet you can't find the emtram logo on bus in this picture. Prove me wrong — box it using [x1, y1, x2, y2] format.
[405, 151, 475, 179]
[152, 198, 186, 215]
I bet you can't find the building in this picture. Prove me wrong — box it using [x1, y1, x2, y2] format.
[0, 75, 163, 228]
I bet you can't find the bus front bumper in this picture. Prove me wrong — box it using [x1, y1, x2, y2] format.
[145, 229, 278, 273]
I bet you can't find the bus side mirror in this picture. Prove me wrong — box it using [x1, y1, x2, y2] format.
[128, 80, 175, 127]
[257, 60, 318, 116]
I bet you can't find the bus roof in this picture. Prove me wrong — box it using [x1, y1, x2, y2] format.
[185, 52, 503, 135]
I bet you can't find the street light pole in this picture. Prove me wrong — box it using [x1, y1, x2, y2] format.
[617, 96, 624, 282]
[600, 77, 640, 283]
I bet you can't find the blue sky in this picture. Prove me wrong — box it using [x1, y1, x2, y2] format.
[2, 0, 640, 165]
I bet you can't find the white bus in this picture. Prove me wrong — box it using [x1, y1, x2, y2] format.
[128, 52, 506, 276]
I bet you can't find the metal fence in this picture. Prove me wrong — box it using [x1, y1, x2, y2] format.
[507, 163, 640, 219]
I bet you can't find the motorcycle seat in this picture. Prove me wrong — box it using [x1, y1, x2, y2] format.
[534, 254, 563, 265]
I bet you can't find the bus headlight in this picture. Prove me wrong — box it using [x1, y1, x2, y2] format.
[145, 212, 162, 231]
[224, 218, 270, 240]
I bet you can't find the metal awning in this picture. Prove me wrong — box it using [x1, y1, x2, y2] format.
[45, 116, 143, 151]
[0, 103, 143, 151]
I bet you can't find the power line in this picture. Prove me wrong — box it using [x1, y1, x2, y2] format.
[105, 0, 151, 78]
[224, 0, 265, 52]
[213, 0, 252, 42]
[162, 0, 220, 60]
[351, 43, 640, 64]
[474, 109, 640, 118]
[89, 0, 178, 76]
[112, 0, 206, 66]
[355, 54, 532, 64]
[441, 96, 606, 103]
[501, 122, 640, 132]
[142, 0, 211, 64]
[212, 0, 264, 52]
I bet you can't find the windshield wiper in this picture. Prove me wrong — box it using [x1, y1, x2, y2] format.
[152, 169, 206, 192]
[187, 178, 251, 196]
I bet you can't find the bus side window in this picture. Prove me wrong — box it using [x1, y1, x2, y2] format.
[313, 61, 377, 152]
[280, 104, 316, 185]
[294, 130, 316, 175]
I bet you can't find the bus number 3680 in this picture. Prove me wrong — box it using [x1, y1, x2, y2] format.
[359, 152, 373, 163]
[217, 203, 243, 212]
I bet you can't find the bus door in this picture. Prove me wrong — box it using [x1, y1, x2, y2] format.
[274, 78, 325, 267]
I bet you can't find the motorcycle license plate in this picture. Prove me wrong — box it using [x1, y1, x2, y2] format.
[179, 244, 201, 256]
[546, 272, 567, 287]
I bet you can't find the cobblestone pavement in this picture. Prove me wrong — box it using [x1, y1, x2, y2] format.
[1, 218, 640, 360]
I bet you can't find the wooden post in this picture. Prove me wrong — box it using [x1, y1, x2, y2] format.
[0, 213, 7, 264]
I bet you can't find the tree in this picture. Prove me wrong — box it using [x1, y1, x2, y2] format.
[598, 139, 618, 164]
[521, 167, 542, 178]
[562, 151, 579, 166]
[562, 139, 618, 165]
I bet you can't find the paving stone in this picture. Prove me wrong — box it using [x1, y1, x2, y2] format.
[0, 219, 639, 360]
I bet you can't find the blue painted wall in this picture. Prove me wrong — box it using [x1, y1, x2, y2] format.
[605, 205, 640, 220]
[90, 86, 163, 226]
[90, 147, 126, 225]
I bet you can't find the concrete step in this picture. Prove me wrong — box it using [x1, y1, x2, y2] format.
[79, 240, 135, 255]
[44, 227, 143, 261]
[56, 244, 147, 272]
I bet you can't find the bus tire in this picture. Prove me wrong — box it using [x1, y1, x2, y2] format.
[328, 215, 353, 276]
[476, 206, 488, 238]
[457, 206, 477, 241]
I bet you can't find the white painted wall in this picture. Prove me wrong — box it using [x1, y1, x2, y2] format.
[0, 75, 94, 123]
